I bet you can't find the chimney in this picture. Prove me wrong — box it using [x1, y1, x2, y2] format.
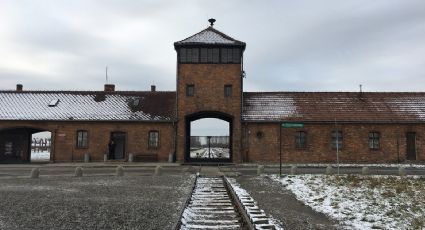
[151, 85, 156, 92]
[16, 84, 23, 91]
[104, 84, 115, 92]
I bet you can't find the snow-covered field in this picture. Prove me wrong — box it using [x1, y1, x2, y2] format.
[30, 151, 50, 162]
[190, 147, 229, 159]
[273, 163, 425, 169]
[271, 174, 425, 229]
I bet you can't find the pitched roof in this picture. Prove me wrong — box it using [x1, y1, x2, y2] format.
[0, 91, 176, 122]
[174, 26, 245, 46]
[243, 92, 425, 123]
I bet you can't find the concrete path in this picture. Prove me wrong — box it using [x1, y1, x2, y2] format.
[199, 166, 224, 176]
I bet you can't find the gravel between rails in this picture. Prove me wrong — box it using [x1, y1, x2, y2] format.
[0, 174, 195, 230]
[235, 175, 340, 230]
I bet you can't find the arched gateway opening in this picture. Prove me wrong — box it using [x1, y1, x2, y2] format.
[0, 128, 52, 163]
[185, 112, 232, 163]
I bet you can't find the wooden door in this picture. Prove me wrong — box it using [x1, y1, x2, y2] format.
[111, 132, 126, 160]
[406, 132, 416, 160]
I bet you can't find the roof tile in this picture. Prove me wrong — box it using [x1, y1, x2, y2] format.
[243, 92, 425, 122]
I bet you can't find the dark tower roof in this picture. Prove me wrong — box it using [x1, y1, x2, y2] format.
[174, 25, 246, 48]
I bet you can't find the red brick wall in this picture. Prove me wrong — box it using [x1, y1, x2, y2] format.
[243, 122, 425, 163]
[0, 121, 175, 162]
[176, 64, 243, 162]
[2, 120, 424, 163]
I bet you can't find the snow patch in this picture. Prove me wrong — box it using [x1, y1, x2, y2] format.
[271, 174, 425, 229]
[30, 150, 50, 162]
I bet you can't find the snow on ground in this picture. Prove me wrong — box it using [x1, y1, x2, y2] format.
[262, 163, 425, 169]
[30, 151, 50, 162]
[271, 174, 425, 230]
[190, 148, 230, 159]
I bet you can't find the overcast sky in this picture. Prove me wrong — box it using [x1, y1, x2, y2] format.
[1, 0, 425, 92]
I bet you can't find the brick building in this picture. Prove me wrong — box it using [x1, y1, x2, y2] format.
[1, 21, 424, 163]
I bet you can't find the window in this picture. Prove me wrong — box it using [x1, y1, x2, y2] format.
[220, 48, 241, 63]
[186, 84, 194, 96]
[200, 48, 208, 62]
[256, 131, 264, 139]
[180, 48, 187, 62]
[148, 131, 159, 149]
[221, 48, 229, 63]
[191, 48, 199, 63]
[232, 48, 241, 63]
[212, 48, 219, 63]
[369, 132, 380, 150]
[181, 47, 241, 63]
[179, 48, 199, 63]
[76, 130, 88, 148]
[295, 131, 307, 149]
[331, 130, 343, 149]
[224, 85, 232, 97]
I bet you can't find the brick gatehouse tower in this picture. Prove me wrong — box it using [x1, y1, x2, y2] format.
[174, 19, 246, 163]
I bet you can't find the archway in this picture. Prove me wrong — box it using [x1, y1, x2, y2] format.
[0, 127, 52, 163]
[185, 111, 232, 163]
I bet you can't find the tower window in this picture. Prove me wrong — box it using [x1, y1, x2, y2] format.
[221, 48, 229, 63]
[180, 48, 187, 62]
[181, 47, 241, 63]
[224, 85, 232, 97]
[200, 48, 208, 62]
[232, 48, 241, 63]
[186, 84, 194, 96]
[191, 48, 199, 63]
[212, 48, 219, 63]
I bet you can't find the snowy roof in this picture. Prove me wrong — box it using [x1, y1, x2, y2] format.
[174, 26, 245, 46]
[243, 92, 425, 122]
[0, 91, 176, 121]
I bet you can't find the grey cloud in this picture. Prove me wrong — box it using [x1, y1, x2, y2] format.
[1, 0, 425, 92]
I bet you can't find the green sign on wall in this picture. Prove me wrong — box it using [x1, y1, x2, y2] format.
[282, 123, 304, 128]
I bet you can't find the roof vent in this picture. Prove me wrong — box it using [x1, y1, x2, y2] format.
[208, 18, 216, 27]
[151, 85, 156, 92]
[48, 99, 60, 107]
[16, 84, 23, 91]
[133, 98, 140, 106]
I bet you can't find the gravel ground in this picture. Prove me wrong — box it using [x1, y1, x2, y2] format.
[0, 174, 195, 230]
[235, 175, 340, 230]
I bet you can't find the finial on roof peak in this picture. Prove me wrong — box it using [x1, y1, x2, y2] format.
[208, 18, 216, 27]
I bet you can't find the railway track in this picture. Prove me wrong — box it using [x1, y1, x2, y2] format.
[177, 176, 276, 230]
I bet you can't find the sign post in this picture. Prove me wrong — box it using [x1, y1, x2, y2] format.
[280, 123, 304, 177]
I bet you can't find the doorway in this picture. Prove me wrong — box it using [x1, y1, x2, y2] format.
[111, 132, 126, 160]
[406, 132, 416, 160]
[30, 131, 52, 162]
[185, 111, 232, 163]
